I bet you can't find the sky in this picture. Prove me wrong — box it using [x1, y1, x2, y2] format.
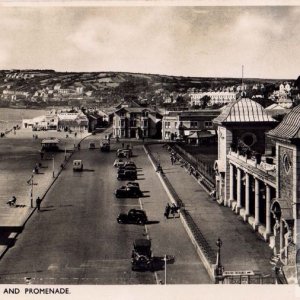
[0, 5, 299, 79]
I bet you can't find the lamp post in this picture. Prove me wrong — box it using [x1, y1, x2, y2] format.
[215, 237, 224, 284]
[52, 155, 55, 178]
[164, 254, 167, 285]
[30, 172, 34, 208]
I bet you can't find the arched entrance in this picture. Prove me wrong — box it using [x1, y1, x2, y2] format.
[270, 198, 294, 265]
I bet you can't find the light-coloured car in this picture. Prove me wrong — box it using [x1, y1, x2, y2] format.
[113, 159, 125, 168]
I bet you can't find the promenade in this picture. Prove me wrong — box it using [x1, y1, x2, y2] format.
[147, 143, 274, 276]
[0, 127, 90, 258]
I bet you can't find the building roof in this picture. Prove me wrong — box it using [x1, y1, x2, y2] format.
[213, 98, 276, 125]
[267, 104, 300, 140]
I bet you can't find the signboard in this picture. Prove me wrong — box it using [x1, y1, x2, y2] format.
[223, 270, 255, 276]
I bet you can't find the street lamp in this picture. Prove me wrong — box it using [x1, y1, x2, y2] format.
[28, 172, 36, 208]
[52, 155, 55, 178]
[164, 254, 167, 285]
[215, 237, 224, 284]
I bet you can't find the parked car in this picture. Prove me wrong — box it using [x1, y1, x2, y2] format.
[73, 160, 83, 171]
[89, 142, 96, 149]
[117, 166, 137, 174]
[117, 170, 137, 180]
[100, 139, 110, 152]
[124, 161, 136, 168]
[131, 239, 152, 271]
[115, 184, 142, 198]
[117, 209, 148, 224]
[117, 149, 132, 158]
[127, 182, 139, 188]
[113, 159, 126, 168]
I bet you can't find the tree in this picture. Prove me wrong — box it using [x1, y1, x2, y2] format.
[200, 95, 211, 109]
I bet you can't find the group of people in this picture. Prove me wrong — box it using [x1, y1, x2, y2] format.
[164, 203, 180, 219]
[170, 152, 179, 165]
[7, 195, 42, 210]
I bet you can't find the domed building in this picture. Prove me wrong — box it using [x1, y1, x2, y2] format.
[213, 99, 299, 282]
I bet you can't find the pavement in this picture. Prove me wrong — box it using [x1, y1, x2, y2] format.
[147, 143, 274, 276]
[0, 127, 91, 259]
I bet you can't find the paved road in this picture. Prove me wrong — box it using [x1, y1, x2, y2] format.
[0, 139, 211, 284]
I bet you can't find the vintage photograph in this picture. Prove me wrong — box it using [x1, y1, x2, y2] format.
[0, 1, 299, 294]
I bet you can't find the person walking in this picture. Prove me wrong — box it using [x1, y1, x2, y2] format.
[36, 197, 42, 211]
[164, 203, 171, 219]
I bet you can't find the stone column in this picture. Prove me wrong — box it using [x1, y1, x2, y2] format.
[254, 178, 260, 227]
[245, 173, 250, 220]
[265, 185, 271, 239]
[279, 220, 284, 260]
[236, 168, 241, 213]
[228, 164, 234, 207]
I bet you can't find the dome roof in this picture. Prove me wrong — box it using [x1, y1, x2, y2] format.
[267, 104, 300, 140]
[213, 98, 276, 124]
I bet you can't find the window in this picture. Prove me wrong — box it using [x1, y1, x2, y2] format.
[130, 120, 136, 127]
[204, 121, 213, 128]
[143, 120, 148, 127]
[165, 121, 171, 129]
[191, 121, 198, 128]
[282, 153, 292, 174]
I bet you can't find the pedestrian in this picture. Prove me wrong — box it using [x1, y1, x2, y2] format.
[164, 203, 171, 219]
[34, 164, 39, 174]
[60, 163, 64, 170]
[171, 156, 174, 165]
[78, 143, 81, 150]
[36, 197, 42, 211]
[122, 142, 124, 148]
[40, 151, 44, 160]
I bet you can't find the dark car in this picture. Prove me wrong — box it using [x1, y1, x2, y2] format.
[127, 182, 139, 188]
[117, 166, 137, 174]
[117, 209, 148, 224]
[117, 170, 137, 180]
[115, 185, 142, 198]
[124, 161, 136, 168]
[131, 239, 152, 271]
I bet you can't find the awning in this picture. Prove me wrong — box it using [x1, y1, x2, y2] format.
[270, 198, 293, 221]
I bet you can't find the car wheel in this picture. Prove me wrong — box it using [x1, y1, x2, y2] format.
[137, 219, 143, 225]
[117, 218, 122, 224]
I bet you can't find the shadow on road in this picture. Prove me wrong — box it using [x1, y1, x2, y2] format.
[145, 220, 160, 225]
[82, 169, 95, 172]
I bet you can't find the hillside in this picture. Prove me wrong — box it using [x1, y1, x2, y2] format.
[0, 70, 294, 108]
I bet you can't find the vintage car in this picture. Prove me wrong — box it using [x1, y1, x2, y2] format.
[100, 139, 110, 152]
[117, 209, 148, 224]
[117, 170, 137, 181]
[124, 161, 136, 168]
[73, 160, 83, 171]
[113, 159, 126, 168]
[117, 165, 137, 174]
[127, 182, 139, 188]
[131, 239, 152, 271]
[115, 184, 142, 198]
[116, 149, 132, 158]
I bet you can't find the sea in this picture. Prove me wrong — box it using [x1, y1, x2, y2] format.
[0, 108, 48, 132]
